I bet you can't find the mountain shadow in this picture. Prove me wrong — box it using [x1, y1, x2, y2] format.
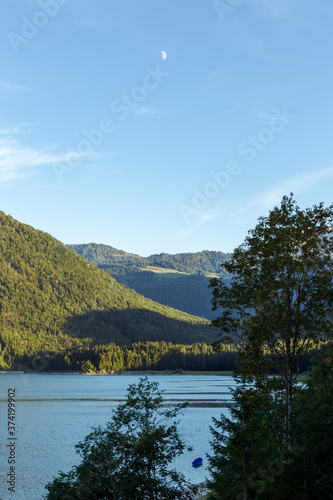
[64, 307, 215, 346]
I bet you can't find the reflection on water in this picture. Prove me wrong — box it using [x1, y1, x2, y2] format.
[0, 374, 236, 500]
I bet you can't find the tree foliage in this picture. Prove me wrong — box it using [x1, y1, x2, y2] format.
[208, 377, 286, 500]
[19, 340, 239, 373]
[45, 377, 191, 500]
[114, 272, 223, 320]
[208, 343, 333, 500]
[68, 244, 233, 320]
[0, 211, 213, 370]
[208, 195, 333, 499]
[289, 342, 333, 498]
[68, 244, 232, 277]
[210, 195, 333, 419]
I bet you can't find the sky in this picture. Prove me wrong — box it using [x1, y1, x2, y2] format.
[1, 0, 333, 256]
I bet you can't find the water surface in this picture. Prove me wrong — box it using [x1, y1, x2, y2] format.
[0, 373, 235, 499]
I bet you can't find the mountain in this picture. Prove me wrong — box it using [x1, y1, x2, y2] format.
[67, 243, 232, 277]
[146, 250, 232, 276]
[113, 272, 218, 319]
[66, 243, 147, 274]
[67, 244, 232, 319]
[0, 212, 213, 370]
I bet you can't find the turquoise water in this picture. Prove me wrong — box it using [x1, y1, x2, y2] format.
[0, 374, 235, 499]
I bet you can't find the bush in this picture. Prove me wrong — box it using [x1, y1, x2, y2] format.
[45, 377, 191, 499]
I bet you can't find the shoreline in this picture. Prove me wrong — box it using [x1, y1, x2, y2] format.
[0, 370, 234, 376]
[187, 481, 209, 499]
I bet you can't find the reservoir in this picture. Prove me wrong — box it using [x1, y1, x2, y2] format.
[0, 373, 236, 499]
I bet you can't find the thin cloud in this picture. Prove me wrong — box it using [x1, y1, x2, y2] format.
[251, 0, 292, 19]
[0, 123, 35, 135]
[252, 111, 278, 126]
[175, 211, 223, 239]
[0, 127, 23, 135]
[132, 106, 154, 116]
[0, 137, 87, 183]
[0, 81, 31, 92]
[251, 167, 333, 211]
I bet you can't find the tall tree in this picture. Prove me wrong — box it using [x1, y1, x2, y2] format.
[210, 195, 333, 424]
[208, 378, 286, 500]
[290, 342, 333, 499]
[208, 343, 333, 500]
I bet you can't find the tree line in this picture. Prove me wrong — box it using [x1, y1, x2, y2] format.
[68, 243, 232, 277]
[14, 341, 239, 373]
[0, 210, 214, 371]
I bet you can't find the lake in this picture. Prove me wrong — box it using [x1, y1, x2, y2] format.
[0, 373, 236, 500]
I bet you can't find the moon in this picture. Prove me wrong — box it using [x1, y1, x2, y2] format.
[161, 50, 167, 60]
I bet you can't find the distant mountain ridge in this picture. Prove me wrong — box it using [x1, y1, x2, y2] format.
[147, 250, 231, 276]
[0, 212, 213, 370]
[67, 243, 232, 277]
[67, 244, 232, 319]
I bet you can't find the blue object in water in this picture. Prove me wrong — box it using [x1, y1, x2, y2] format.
[192, 457, 203, 467]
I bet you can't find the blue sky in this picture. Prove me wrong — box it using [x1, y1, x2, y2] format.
[1, 0, 333, 256]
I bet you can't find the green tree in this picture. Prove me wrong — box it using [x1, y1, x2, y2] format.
[289, 342, 333, 499]
[45, 377, 191, 500]
[208, 373, 295, 500]
[210, 195, 333, 425]
[208, 343, 333, 500]
[81, 360, 96, 373]
[208, 196, 333, 499]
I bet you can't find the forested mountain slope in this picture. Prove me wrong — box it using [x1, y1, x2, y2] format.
[67, 243, 232, 276]
[0, 212, 212, 370]
[147, 250, 232, 275]
[68, 244, 232, 319]
[114, 272, 217, 319]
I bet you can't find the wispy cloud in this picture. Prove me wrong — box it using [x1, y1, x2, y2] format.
[132, 106, 155, 116]
[251, 167, 333, 211]
[0, 137, 86, 183]
[252, 110, 279, 126]
[251, 0, 292, 19]
[0, 81, 31, 92]
[0, 123, 35, 135]
[0, 127, 23, 135]
[175, 210, 222, 239]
